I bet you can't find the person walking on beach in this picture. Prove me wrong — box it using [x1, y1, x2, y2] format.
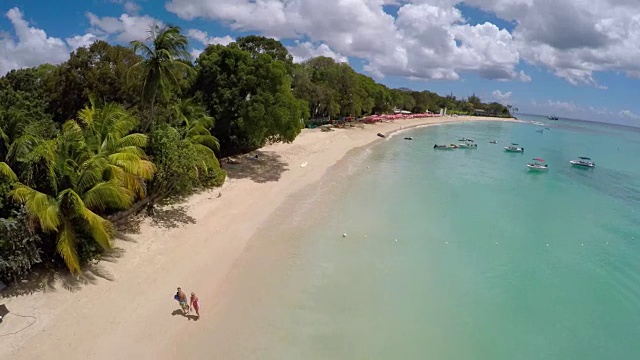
[190, 292, 200, 318]
[175, 287, 189, 314]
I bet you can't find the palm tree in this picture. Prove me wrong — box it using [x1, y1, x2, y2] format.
[174, 98, 220, 174]
[1, 103, 154, 273]
[76, 98, 155, 197]
[130, 24, 194, 132]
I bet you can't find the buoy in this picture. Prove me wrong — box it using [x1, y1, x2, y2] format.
[445, 241, 448, 244]
[581, 243, 584, 246]
[395, 239, 398, 242]
[343, 233, 347, 238]
[496, 242, 499, 245]
[546, 243, 549, 247]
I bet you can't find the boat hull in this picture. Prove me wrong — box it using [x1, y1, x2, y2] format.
[527, 165, 548, 171]
[570, 160, 595, 168]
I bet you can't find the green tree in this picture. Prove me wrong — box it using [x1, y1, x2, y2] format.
[130, 25, 193, 132]
[193, 44, 306, 154]
[45, 41, 143, 123]
[1, 103, 152, 273]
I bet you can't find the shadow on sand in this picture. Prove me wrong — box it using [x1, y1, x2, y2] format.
[0, 251, 122, 299]
[223, 150, 289, 183]
[171, 309, 199, 321]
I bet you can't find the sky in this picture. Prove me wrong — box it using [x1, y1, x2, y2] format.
[1, 0, 640, 126]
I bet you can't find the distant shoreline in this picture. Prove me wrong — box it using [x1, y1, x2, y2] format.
[1, 115, 516, 359]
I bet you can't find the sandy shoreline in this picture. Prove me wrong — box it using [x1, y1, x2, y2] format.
[0, 116, 517, 359]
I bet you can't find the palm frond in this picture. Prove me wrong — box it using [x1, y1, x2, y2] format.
[82, 208, 114, 251]
[12, 185, 61, 231]
[190, 134, 220, 152]
[82, 180, 134, 211]
[57, 222, 81, 274]
[0, 161, 18, 181]
[118, 134, 148, 148]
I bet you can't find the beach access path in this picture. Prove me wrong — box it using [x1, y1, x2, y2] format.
[0, 116, 516, 359]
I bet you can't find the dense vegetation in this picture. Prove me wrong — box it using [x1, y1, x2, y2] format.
[0, 27, 510, 282]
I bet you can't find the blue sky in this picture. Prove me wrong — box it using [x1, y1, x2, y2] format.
[2, 0, 640, 126]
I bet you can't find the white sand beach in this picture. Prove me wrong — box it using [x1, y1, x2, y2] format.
[0, 116, 516, 359]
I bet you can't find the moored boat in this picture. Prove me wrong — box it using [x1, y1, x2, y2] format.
[527, 158, 548, 171]
[504, 143, 524, 152]
[489, 140, 498, 144]
[570, 156, 595, 168]
[433, 144, 457, 150]
[548, 116, 559, 120]
[457, 139, 477, 148]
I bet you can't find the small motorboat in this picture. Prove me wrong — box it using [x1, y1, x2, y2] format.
[377, 133, 385, 138]
[489, 140, 498, 144]
[458, 139, 477, 148]
[548, 116, 559, 120]
[536, 128, 544, 133]
[458, 137, 471, 141]
[404, 137, 413, 140]
[504, 143, 524, 152]
[527, 158, 548, 171]
[433, 144, 456, 150]
[570, 156, 595, 168]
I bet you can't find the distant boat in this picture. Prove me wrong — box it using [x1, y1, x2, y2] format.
[527, 158, 548, 171]
[489, 140, 498, 144]
[570, 156, 595, 168]
[404, 137, 413, 140]
[536, 128, 544, 133]
[377, 133, 385, 138]
[433, 144, 457, 150]
[548, 116, 559, 120]
[504, 143, 524, 152]
[545, 127, 551, 130]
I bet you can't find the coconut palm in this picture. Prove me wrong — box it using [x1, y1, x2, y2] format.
[2, 103, 154, 273]
[130, 24, 194, 131]
[174, 98, 220, 174]
[76, 98, 155, 197]
[7, 120, 134, 273]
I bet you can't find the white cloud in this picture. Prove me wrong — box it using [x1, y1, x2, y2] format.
[165, 0, 529, 82]
[287, 41, 348, 63]
[546, 100, 579, 112]
[111, 0, 142, 14]
[0, 7, 96, 75]
[66, 33, 98, 50]
[87, 12, 161, 43]
[186, 29, 234, 46]
[164, 0, 640, 87]
[618, 109, 640, 120]
[492, 90, 512, 103]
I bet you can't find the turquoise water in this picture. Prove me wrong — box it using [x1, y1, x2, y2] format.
[198, 118, 640, 359]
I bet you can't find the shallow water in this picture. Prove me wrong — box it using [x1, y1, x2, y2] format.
[196, 118, 640, 359]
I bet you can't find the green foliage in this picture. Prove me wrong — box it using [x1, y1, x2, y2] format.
[193, 43, 305, 154]
[0, 208, 43, 282]
[45, 41, 143, 123]
[130, 25, 194, 132]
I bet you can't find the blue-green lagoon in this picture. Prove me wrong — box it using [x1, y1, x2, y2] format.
[192, 118, 640, 359]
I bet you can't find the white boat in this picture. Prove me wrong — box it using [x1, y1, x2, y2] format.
[489, 140, 498, 144]
[433, 144, 457, 150]
[457, 139, 477, 148]
[527, 158, 548, 171]
[504, 143, 524, 152]
[570, 156, 595, 168]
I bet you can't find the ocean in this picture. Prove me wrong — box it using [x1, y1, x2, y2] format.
[194, 116, 640, 359]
